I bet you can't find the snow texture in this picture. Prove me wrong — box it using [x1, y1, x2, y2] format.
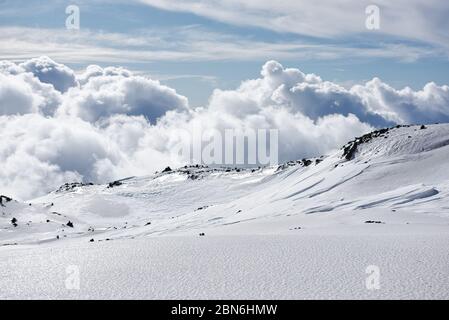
[1, 124, 449, 299]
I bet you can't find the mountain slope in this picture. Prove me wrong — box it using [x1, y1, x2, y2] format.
[2, 124, 449, 299]
[2, 123, 449, 245]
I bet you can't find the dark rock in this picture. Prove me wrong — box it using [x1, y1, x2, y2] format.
[66, 221, 74, 228]
[199, 233, 205, 236]
[89, 238, 94, 242]
[301, 159, 312, 166]
[420, 125, 427, 130]
[343, 142, 358, 160]
[56, 182, 94, 193]
[162, 166, 172, 173]
[107, 180, 123, 188]
[342, 128, 390, 160]
[364, 220, 384, 224]
[0, 195, 13, 207]
[11, 217, 18, 227]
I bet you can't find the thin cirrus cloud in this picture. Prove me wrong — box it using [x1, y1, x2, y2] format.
[1, 56, 449, 200]
[0, 26, 442, 65]
[138, 0, 449, 49]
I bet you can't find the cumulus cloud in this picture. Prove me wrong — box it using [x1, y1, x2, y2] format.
[0, 66, 62, 116]
[1, 57, 449, 200]
[351, 79, 449, 124]
[59, 68, 188, 123]
[19, 56, 77, 93]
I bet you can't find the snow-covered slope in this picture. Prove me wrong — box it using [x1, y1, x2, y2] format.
[1, 124, 449, 299]
[2, 123, 449, 245]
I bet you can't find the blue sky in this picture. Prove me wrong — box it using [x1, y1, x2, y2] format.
[1, 0, 449, 107]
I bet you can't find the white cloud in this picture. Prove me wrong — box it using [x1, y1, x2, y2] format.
[351, 79, 449, 124]
[138, 0, 449, 49]
[0, 64, 62, 116]
[60, 66, 188, 123]
[1, 57, 449, 200]
[0, 26, 441, 64]
[19, 56, 77, 92]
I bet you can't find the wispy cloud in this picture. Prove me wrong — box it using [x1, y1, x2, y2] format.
[0, 26, 442, 64]
[137, 0, 449, 49]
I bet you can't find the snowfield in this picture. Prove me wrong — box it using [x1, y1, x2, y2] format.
[1, 124, 449, 299]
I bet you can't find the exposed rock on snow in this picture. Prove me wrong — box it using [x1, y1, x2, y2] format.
[0, 195, 13, 206]
[1, 124, 449, 299]
[2, 123, 449, 244]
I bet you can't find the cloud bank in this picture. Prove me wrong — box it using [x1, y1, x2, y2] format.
[1, 57, 448, 200]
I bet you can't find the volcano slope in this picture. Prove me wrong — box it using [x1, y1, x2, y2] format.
[1, 124, 448, 299]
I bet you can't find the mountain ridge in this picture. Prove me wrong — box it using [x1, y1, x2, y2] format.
[1, 123, 449, 246]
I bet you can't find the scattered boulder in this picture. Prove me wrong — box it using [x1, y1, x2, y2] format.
[162, 166, 172, 173]
[56, 182, 94, 193]
[145, 222, 151, 226]
[107, 180, 123, 188]
[199, 233, 205, 237]
[0, 195, 13, 207]
[11, 217, 18, 227]
[188, 174, 199, 180]
[420, 125, 427, 130]
[89, 238, 95, 242]
[364, 220, 384, 224]
[66, 221, 74, 228]
[302, 159, 312, 167]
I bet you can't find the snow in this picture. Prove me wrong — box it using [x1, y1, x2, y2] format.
[1, 124, 449, 299]
[1, 232, 448, 299]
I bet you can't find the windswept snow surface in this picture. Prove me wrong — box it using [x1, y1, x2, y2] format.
[1, 124, 449, 299]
